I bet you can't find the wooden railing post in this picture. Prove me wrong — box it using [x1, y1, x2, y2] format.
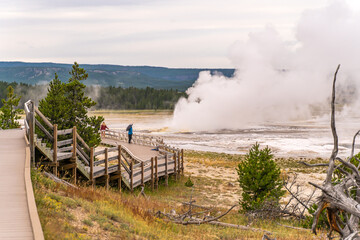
[130, 161, 134, 192]
[72, 126, 77, 184]
[151, 157, 154, 191]
[173, 153, 177, 181]
[165, 155, 168, 187]
[29, 101, 35, 167]
[105, 148, 109, 190]
[90, 147, 94, 187]
[155, 156, 158, 190]
[141, 162, 144, 187]
[181, 149, 184, 175]
[177, 149, 181, 176]
[118, 145, 122, 192]
[53, 124, 58, 176]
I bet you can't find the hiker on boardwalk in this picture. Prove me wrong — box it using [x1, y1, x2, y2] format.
[126, 124, 133, 143]
[100, 122, 109, 138]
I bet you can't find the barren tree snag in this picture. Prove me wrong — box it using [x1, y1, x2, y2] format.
[309, 65, 360, 239]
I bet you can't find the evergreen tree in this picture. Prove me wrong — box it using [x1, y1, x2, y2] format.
[63, 62, 103, 146]
[0, 86, 21, 129]
[39, 62, 103, 147]
[38, 73, 66, 128]
[237, 143, 285, 213]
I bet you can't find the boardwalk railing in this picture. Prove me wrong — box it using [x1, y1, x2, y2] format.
[103, 129, 184, 190]
[104, 129, 163, 147]
[24, 100, 184, 191]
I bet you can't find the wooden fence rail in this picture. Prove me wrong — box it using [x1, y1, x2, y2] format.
[104, 129, 163, 147]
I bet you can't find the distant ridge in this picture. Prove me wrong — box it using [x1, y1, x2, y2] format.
[0, 62, 235, 91]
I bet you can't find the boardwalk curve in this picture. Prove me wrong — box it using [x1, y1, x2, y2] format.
[101, 138, 160, 161]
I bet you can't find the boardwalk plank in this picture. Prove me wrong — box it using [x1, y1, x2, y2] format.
[0, 129, 33, 239]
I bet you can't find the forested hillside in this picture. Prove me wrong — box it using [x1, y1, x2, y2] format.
[88, 86, 185, 109]
[0, 62, 234, 91]
[0, 81, 185, 110]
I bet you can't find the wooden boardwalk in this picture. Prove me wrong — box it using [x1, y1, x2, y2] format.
[0, 129, 33, 239]
[100, 137, 179, 189]
[101, 138, 161, 161]
[24, 100, 184, 192]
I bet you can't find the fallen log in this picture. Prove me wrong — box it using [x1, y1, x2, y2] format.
[206, 219, 272, 235]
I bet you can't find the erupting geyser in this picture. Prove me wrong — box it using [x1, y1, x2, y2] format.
[171, 0, 360, 131]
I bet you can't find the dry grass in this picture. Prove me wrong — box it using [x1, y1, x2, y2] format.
[185, 150, 244, 168]
[32, 165, 328, 240]
[31, 148, 330, 240]
[185, 150, 328, 173]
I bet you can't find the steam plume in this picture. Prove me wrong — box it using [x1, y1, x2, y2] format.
[172, 1, 360, 131]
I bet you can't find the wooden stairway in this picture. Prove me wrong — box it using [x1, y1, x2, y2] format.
[24, 100, 184, 191]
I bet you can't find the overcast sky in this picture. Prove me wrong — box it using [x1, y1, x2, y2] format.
[0, 0, 359, 68]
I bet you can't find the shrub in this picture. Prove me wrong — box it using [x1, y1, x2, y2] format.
[184, 176, 194, 187]
[237, 143, 285, 214]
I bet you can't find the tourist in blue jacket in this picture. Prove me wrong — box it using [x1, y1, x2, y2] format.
[126, 124, 133, 143]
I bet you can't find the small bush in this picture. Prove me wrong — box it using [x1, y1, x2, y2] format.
[237, 143, 285, 214]
[184, 176, 194, 187]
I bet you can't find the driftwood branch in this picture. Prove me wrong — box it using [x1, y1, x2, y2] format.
[174, 205, 237, 225]
[282, 174, 318, 221]
[155, 194, 274, 234]
[207, 219, 272, 234]
[138, 186, 149, 199]
[350, 130, 360, 160]
[262, 234, 275, 240]
[283, 179, 311, 211]
[157, 209, 273, 234]
[43, 171, 78, 189]
[277, 223, 310, 231]
[298, 161, 328, 167]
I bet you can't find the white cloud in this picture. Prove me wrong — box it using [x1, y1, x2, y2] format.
[1, 0, 355, 67]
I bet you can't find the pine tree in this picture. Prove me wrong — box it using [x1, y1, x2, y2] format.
[38, 73, 66, 128]
[237, 143, 285, 213]
[39, 62, 104, 147]
[63, 62, 103, 147]
[0, 86, 22, 129]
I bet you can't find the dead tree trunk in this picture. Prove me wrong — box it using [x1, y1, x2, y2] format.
[310, 64, 360, 240]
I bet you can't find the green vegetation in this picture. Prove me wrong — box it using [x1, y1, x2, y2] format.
[39, 62, 104, 147]
[0, 81, 185, 111]
[38, 73, 66, 128]
[0, 85, 21, 129]
[184, 176, 194, 187]
[90, 86, 185, 110]
[237, 143, 285, 213]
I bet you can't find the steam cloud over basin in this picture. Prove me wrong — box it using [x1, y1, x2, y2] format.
[171, 0, 360, 132]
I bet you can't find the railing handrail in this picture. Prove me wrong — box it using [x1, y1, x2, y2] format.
[34, 106, 53, 130]
[104, 129, 163, 147]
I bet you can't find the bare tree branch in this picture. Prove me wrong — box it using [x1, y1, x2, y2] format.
[298, 161, 328, 167]
[350, 130, 360, 161]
